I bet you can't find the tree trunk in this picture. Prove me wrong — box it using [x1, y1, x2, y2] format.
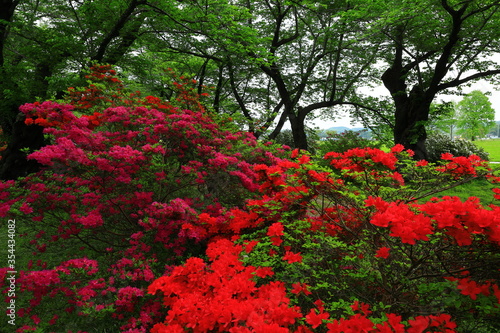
[32, 62, 52, 100]
[382, 44, 433, 161]
[0, 0, 21, 135]
[288, 108, 308, 150]
[91, 0, 143, 64]
[267, 107, 288, 140]
[0, 0, 19, 68]
[0, 113, 45, 180]
[392, 87, 432, 161]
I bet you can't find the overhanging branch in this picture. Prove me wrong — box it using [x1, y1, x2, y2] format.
[437, 69, 500, 91]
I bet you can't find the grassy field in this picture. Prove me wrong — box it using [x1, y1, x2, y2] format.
[475, 139, 500, 162]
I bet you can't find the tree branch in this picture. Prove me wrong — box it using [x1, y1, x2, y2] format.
[437, 69, 500, 91]
[91, 0, 145, 63]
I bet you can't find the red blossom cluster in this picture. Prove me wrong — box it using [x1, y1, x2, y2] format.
[147, 147, 498, 331]
[20, 101, 78, 128]
[166, 67, 211, 113]
[148, 239, 302, 332]
[66, 64, 130, 113]
[437, 153, 487, 179]
[445, 276, 500, 301]
[148, 238, 460, 332]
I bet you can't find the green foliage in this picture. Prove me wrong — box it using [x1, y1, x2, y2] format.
[428, 101, 458, 138]
[457, 91, 496, 141]
[488, 122, 500, 137]
[272, 129, 295, 148]
[316, 130, 382, 166]
[426, 132, 489, 164]
[417, 280, 500, 333]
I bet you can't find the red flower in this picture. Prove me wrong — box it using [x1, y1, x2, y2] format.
[390, 144, 405, 153]
[457, 278, 482, 300]
[283, 251, 303, 264]
[493, 188, 500, 200]
[267, 222, 284, 236]
[270, 236, 283, 246]
[375, 247, 390, 259]
[407, 316, 429, 333]
[298, 154, 310, 164]
[350, 300, 371, 315]
[254, 267, 274, 278]
[290, 283, 311, 295]
[244, 240, 259, 253]
[305, 309, 329, 328]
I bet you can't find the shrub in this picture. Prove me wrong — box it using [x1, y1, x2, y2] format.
[319, 130, 380, 153]
[0, 66, 286, 332]
[150, 147, 500, 332]
[316, 129, 382, 168]
[426, 132, 489, 163]
[2, 66, 499, 332]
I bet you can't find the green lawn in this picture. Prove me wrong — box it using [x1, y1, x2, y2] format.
[420, 139, 500, 203]
[475, 139, 500, 162]
[421, 177, 498, 204]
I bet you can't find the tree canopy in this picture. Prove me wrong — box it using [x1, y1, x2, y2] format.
[1, 10, 500, 331]
[0, 0, 148, 134]
[352, 0, 500, 158]
[457, 90, 496, 140]
[1, 0, 500, 159]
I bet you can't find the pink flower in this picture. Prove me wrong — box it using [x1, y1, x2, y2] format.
[20, 202, 34, 214]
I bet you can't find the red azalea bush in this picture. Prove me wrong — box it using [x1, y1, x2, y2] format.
[150, 147, 500, 332]
[1, 65, 499, 332]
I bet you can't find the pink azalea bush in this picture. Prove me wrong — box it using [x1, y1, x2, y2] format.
[0, 66, 287, 331]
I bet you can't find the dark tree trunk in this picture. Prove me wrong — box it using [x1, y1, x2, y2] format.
[288, 107, 308, 150]
[381, 35, 433, 161]
[0, 0, 19, 68]
[392, 87, 433, 161]
[32, 62, 52, 100]
[1, 60, 54, 178]
[267, 103, 288, 140]
[381, 4, 481, 161]
[0, 113, 45, 180]
[0, 0, 21, 136]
